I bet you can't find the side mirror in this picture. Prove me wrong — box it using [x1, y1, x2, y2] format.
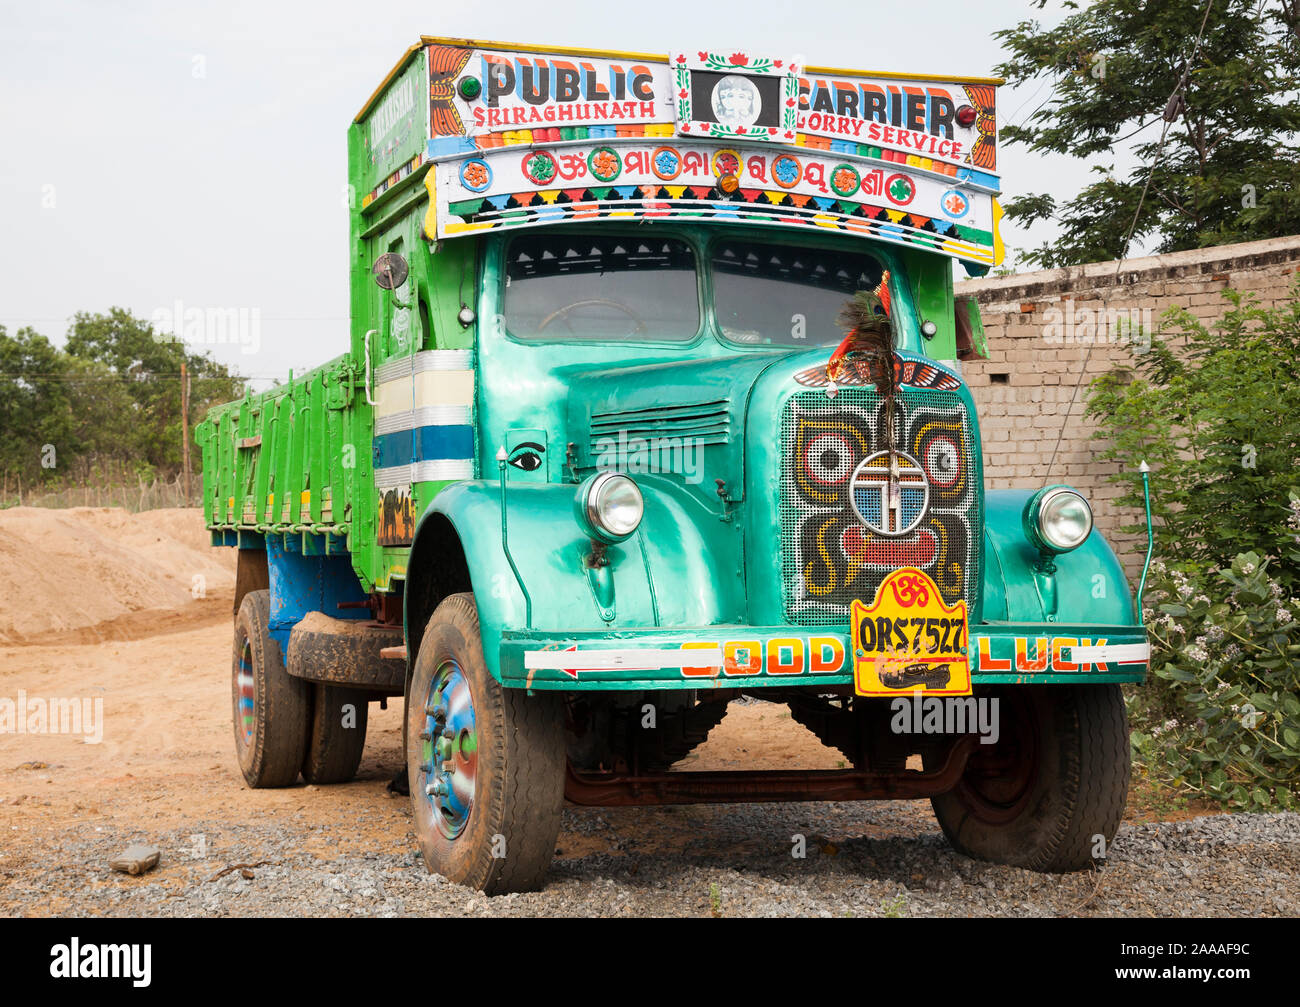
[372, 252, 409, 290]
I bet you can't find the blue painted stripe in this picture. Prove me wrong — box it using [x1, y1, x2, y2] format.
[427, 136, 478, 158]
[966, 169, 1000, 190]
[372, 425, 474, 469]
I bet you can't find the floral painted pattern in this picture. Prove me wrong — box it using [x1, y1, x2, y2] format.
[588, 146, 622, 182]
[459, 158, 492, 192]
[830, 165, 861, 197]
[521, 150, 558, 186]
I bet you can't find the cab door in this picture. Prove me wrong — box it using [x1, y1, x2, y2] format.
[370, 229, 419, 550]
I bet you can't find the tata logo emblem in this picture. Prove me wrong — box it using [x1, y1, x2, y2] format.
[850, 450, 929, 536]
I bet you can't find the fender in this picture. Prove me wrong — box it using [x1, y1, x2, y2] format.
[406, 477, 738, 682]
[981, 488, 1137, 625]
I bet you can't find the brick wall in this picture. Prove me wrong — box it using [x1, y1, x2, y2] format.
[956, 234, 1300, 580]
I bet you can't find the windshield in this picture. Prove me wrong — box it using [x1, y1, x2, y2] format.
[503, 234, 700, 341]
[710, 239, 886, 346]
[499, 231, 888, 346]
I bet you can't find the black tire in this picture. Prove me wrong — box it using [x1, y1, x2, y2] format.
[232, 589, 309, 788]
[928, 684, 1130, 872]
[302, 684, 369, 784]
[406, 593, 565, 894]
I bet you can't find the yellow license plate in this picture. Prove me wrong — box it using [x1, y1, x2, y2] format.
[851, 568, 971, 696]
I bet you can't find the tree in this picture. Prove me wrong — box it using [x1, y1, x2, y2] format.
[995, 0, 1300, 267]
[0, 325, 76, 485]
[64, 307, 244, 472]
[0, 310, 244, 496]
[0, 325, 136, 488]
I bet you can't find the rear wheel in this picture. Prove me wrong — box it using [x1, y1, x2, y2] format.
[232, 590, 309, 788]
[928, 684, 1130, 871]
[406, 593, 565, 893]
[302, 684, 369, 784]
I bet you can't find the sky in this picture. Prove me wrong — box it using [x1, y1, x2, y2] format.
[0, 0, 1137, 386]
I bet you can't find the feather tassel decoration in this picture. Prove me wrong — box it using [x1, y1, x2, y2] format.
[826, 271, 896, 400]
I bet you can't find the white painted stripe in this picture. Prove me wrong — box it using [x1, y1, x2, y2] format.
[375, 404, 472, 435]
[1068, 643, 1150, 663]
[414, 369, 474, 407]
[413, 459, 474, 482]
[374, 376, 414, 418]
[374, 349, 473, 384]
[374, 458, 475, 487]
[374, 357, 414, 384]
[375, 349, 474, 382]
[524, 647, 725, 672]
[374, 372, 474, 422]
[413, 350, 474, 374]
[373, 464, 414, 489]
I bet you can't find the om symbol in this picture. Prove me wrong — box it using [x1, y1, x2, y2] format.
[888, 573, 930, 608]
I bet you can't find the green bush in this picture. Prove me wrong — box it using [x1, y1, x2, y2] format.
[1129, 551, 1300, 811]
[1087, 285, 1300, 809]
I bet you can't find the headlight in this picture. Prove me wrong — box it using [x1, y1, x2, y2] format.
[1023, 486, 1093, 554]
[575, 472, 644, 543]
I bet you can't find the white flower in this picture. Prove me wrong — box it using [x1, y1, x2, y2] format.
[1184, 642, 1209, 662]
[1276, 608, 1293, 625]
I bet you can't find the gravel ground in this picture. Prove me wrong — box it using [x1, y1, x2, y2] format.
[3, 804, 1296, 918]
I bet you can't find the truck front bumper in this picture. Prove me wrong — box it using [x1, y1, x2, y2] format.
[499, 622, 1149, 691]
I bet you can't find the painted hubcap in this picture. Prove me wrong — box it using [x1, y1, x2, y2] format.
[236, 639, 255, 746]
[420, 660, 478, 840]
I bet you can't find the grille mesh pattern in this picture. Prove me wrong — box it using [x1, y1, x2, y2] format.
[779, 387, 979, 625]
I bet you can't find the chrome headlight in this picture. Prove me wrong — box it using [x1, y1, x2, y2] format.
[1024, 486, 1093, 554]
[575, 472, 644, 543]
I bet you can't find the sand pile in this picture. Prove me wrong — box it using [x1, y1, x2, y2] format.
[0, 507, 236, 643]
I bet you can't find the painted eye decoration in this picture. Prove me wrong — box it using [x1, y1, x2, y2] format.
[923, 435, 961, 489]
[802, 432, 855, 487]
[507, 442, 545, 472]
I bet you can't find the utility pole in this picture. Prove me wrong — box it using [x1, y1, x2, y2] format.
[180, 360, 191, 504]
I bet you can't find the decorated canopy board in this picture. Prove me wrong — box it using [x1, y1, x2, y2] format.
[356, 39, 1003, 268]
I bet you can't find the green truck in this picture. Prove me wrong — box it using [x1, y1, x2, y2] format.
[199, 37, 1151, 893]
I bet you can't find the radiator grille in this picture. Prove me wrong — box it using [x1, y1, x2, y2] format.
[779, 387, 979, 625]
[589, 400, 731, 449]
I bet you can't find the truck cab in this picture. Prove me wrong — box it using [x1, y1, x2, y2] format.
[199, 38, 1148, 894]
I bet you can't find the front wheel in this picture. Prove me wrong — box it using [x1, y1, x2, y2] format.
[928, 684, 1130, 872]
[406, 593, 566, 894]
